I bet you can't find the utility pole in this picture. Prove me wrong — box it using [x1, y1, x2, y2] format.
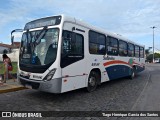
[150, 26, 156, 63]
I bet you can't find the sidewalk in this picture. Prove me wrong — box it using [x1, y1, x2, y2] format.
[0, 79, 26, 94]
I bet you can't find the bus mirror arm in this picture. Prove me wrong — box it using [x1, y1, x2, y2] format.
[11, 36, 14, 45]
[11, 29, 23, 45]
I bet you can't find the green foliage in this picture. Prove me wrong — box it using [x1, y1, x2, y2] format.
[146, 52, 160, 62]
[145, 49, 150, 55]
[0, 62, 17, 74]
[155, 53, 160, 58]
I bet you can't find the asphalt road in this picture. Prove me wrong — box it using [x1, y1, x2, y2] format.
[0, 64, 159, 120]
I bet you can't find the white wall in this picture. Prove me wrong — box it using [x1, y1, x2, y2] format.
[0, 49, 19, 62]
[0, 46, 10, 54]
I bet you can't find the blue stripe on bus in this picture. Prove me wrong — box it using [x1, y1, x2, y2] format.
[105, 65, 131, 80]
[105, 65, 145, 80]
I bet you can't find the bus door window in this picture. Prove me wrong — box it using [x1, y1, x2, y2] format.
[61, 30, 84, 68]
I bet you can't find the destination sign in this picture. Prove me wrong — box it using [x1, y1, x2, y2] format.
[24, 16, 61, 30]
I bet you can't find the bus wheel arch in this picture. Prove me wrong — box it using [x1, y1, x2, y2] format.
[86, 68, 101, 92]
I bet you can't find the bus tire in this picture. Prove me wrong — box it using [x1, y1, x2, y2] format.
[130, 68, 135, 79]
[87, 71, 98, 92]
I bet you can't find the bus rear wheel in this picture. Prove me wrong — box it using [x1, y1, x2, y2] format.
[87, 71, 98, 92]
[130, 68, 135, 79]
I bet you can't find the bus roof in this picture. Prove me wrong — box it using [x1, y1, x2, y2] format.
[25, 14, 145, 47]
[61, 15, 144, 47]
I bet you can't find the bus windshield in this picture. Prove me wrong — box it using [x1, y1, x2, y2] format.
[20, 28, 59, 66]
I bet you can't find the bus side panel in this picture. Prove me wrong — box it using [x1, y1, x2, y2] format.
[105, 65, 130, 80]
[61, 60, 87, 93]
[103, 56, 132, 80]
[133, 57, 145, 73]
[85, 55, 110, 84]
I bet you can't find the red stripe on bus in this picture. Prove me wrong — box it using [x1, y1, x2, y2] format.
[103, 60, 129, 67]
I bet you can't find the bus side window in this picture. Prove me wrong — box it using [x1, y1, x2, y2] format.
[89, 30, 106, 55]
[106, 36, 118, 56]
[119, 40, 127, 56]
[140, 47, 144, 58]
[128, 43, 135, 57]
[135, 45, 140, 58]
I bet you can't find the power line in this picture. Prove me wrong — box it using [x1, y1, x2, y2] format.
[155, 47, 160, 52]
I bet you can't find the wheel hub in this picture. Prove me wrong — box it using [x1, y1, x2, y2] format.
[89, 77, 96, 86]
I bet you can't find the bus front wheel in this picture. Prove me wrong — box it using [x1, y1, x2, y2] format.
[87, 71, 98, 92]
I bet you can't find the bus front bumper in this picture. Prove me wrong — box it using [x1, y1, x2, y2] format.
[18, 76, 62, 93]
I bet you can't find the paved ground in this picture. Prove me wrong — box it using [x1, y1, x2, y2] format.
[128, 63, 160, 120]
[0, 79, 26, 94]
[0, 63, 159, 120]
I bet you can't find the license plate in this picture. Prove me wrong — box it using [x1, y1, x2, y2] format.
[23, 54, 31, 58]
[25, 84, 32, 89]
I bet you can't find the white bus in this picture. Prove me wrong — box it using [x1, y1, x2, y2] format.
[17, 15, 145, 93]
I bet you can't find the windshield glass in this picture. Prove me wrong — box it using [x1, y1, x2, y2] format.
[20, 28, 59, 66]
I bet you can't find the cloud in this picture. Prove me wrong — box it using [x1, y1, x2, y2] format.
[0, 0, 160, 50]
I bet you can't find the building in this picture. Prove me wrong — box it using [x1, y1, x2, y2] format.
[0, 42, 20, 62]
[0, 43, 12, 54]
[12, 42, 21, 48]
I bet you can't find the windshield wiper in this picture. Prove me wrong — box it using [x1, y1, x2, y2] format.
[34, 26, 48, 45]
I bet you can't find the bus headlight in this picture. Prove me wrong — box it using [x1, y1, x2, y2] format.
[43, 68, 56, 81]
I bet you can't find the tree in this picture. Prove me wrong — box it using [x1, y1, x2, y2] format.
[145, 49, 149, 57]
[145, 49, 149, 54]
[145, 47, 153, 62]
[155, 53, 160, 58]
[146, 52, 160, 63]
[146, 54, 153, 62]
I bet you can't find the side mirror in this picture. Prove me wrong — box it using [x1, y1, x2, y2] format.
[11, 29, 23, 46]
[11, 36, 14, 45]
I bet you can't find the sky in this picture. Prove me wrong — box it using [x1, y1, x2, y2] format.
[0, 0, 160, 52]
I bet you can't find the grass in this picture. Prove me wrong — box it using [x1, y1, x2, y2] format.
[0, 62, 17, 74]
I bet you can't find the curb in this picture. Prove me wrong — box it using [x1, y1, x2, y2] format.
[0, 86, 27, 94]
